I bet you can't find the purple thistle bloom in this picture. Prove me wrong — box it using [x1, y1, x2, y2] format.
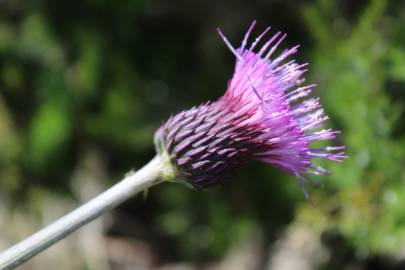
[154, 21, 346, 201]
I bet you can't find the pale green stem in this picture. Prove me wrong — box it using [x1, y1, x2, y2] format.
[0, 155, 166, 270]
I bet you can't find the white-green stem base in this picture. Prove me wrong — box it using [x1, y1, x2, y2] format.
[0, 155, 166, 270]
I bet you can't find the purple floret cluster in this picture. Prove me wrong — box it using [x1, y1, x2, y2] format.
[155, 21, 346, 200]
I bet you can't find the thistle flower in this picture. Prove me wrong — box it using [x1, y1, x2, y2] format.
[154, 21, 346, 200]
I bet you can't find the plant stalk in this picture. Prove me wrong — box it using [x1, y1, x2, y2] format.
[0, 155, 165, 270]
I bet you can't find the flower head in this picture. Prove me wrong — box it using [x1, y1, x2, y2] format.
[154, 21, 346, 201]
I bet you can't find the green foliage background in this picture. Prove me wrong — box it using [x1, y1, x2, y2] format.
[1, 0, 405, 267]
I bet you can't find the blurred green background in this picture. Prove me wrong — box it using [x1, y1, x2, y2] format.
[1, 0, 405, 269]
